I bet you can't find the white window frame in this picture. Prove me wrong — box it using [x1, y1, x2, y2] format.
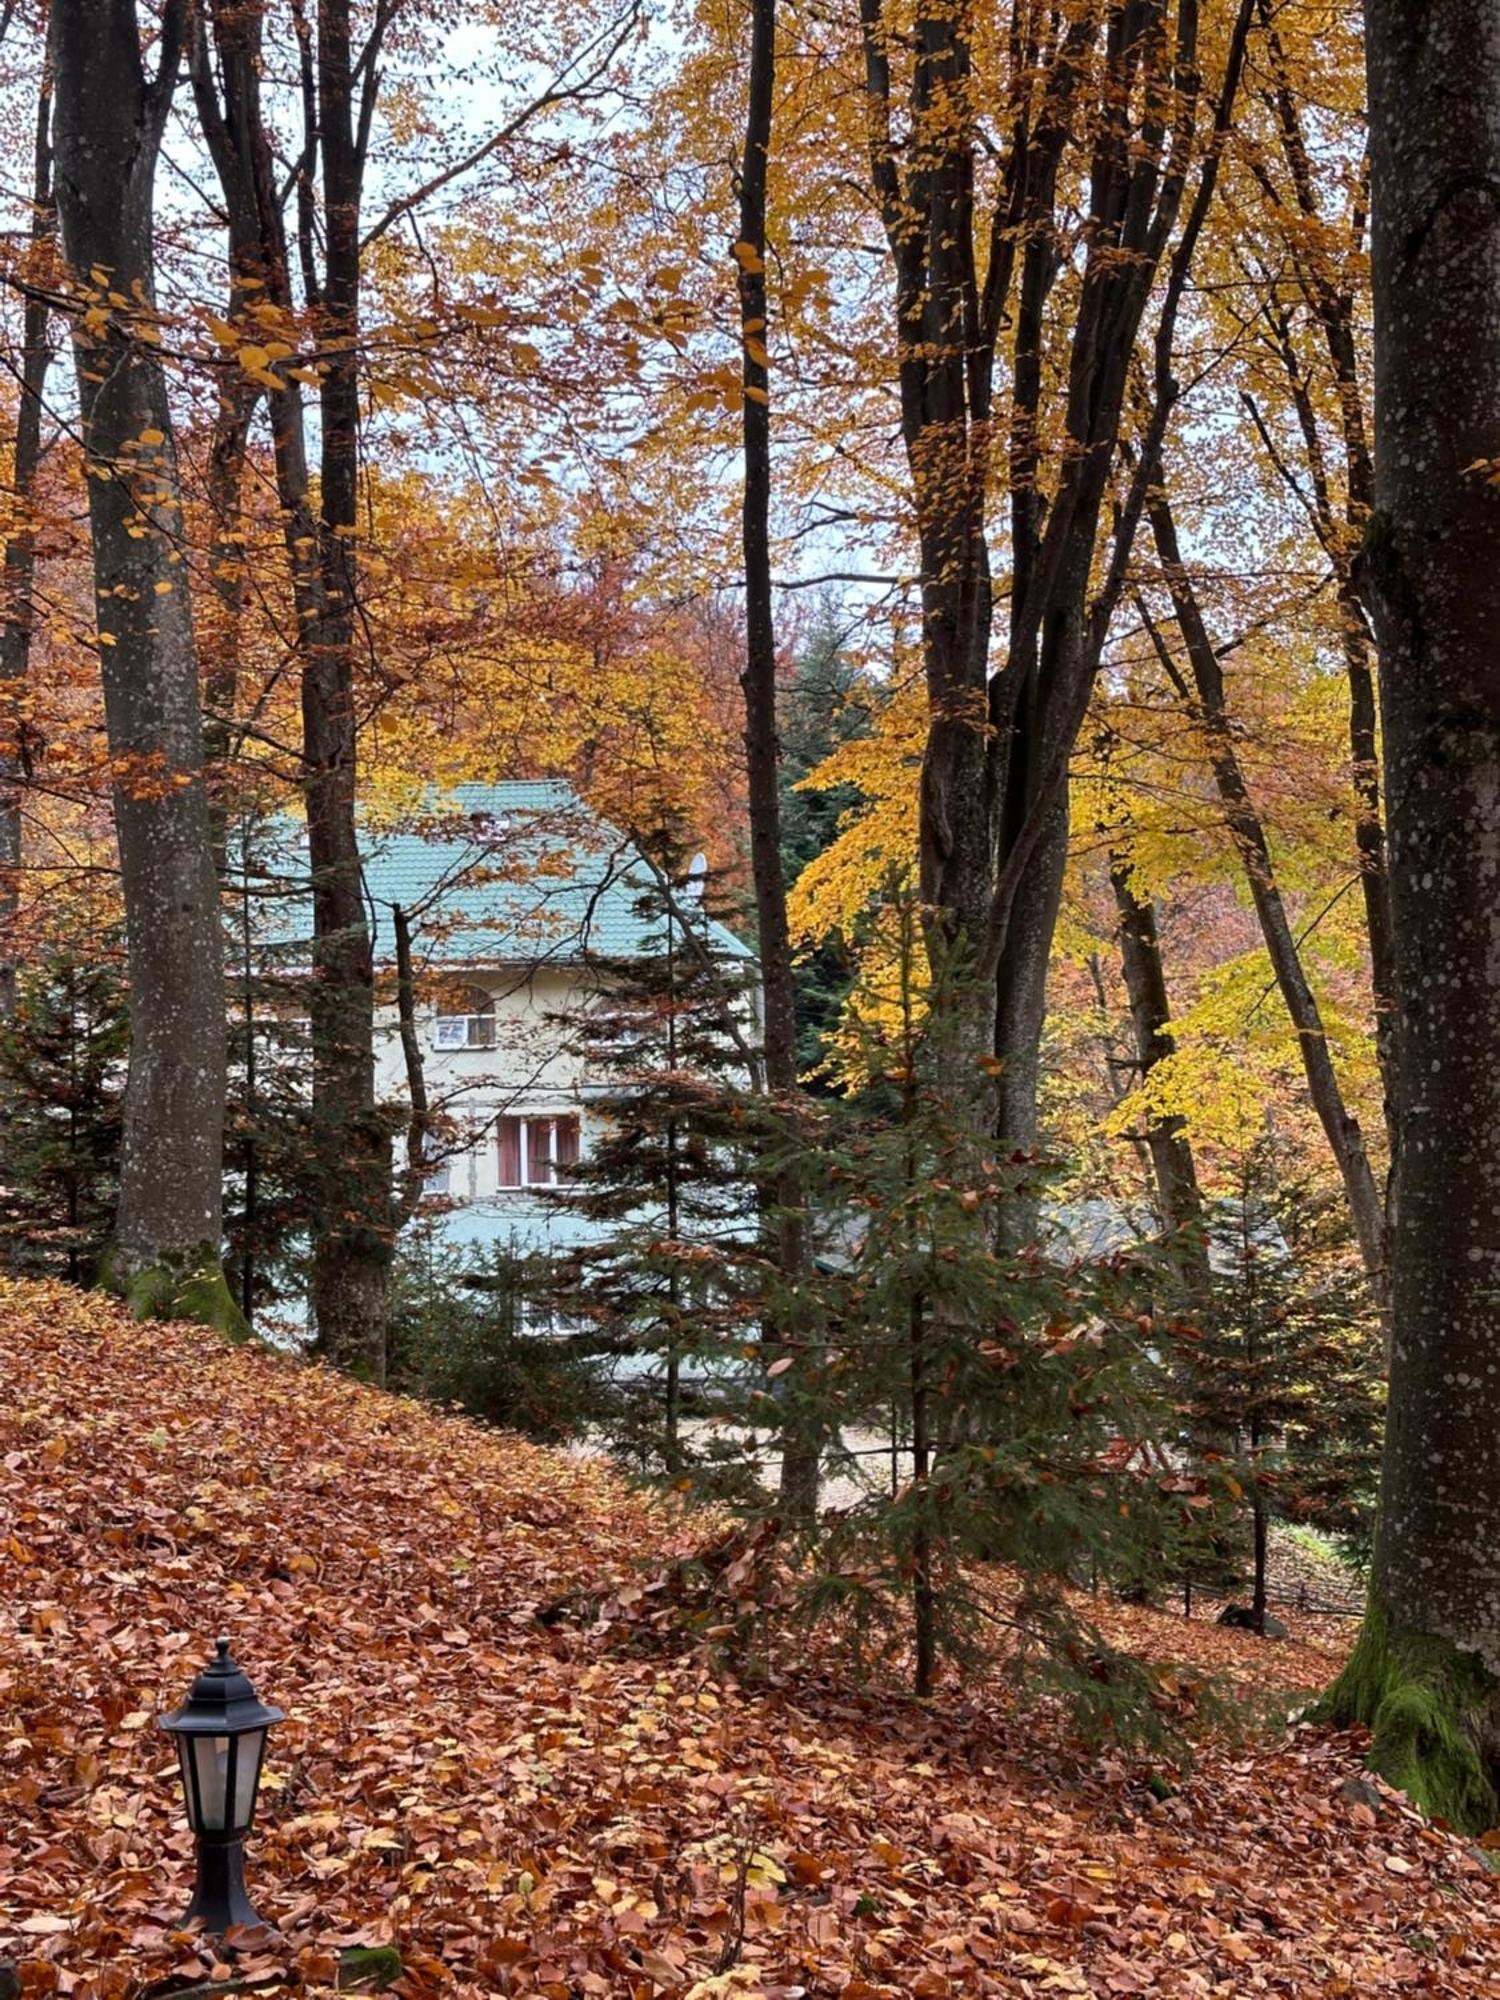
[421, 1131, 452, 1198]
[498, 1112, 580, 1189]
[433, 983, 496, 1051]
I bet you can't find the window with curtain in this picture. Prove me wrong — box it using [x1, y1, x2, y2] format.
[497, 1113, 580, 1188]
[433, 982, 496, 1050]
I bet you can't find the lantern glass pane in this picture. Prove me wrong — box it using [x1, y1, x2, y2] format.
[176, 1737, 201, 1831]
[189, 1733, 233, 1831]
[232, 1728, 266, 1831]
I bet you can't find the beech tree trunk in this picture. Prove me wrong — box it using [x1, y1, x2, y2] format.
[857, 0, 1252, 1166]
[49, 0, 238, 1329]
[1325, 0, 1500, 1828]
[735, 0, 819, 1516]
[0, 72, 53, 1018]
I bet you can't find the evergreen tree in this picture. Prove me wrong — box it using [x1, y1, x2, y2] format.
[387, 1236, 614, 1441]
[0, 933, 128, 1283]
[544, 822, 764, 1489]
[220, 813, 346, 1332]
[768, 885, 1205, 1722]
[1183, 1149, 1382, 1625]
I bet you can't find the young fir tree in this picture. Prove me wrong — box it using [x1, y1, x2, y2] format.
[387, 1236, 613, 1441]
[1183, 1147, 1383, 1628]
[0, 933, 128, 1283]
[219, 815, 326, 1329]
[544, 823, 764, 1489]
[773, 884, 1206, 1724]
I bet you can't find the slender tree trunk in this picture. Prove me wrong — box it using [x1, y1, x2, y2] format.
[1324, 0, 1500, 1831]
[0, 72, 54, 1019]
[49, 0, 240, 1332]
[188, 13, 267, 879]
[1106, 842, 1220, 1456]
[1250, 1483, 1268, 1634]
[200, 393, 255, 871]
[1254, 4, 1399, 1125]
[735, 0, 818, 1515]
[299, 0, 389, 1381]
[1145, 491, 1389, 1314]
[910, 1289, 935, 1697]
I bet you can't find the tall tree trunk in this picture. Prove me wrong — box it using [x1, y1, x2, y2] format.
[194, 0, 390, 1377]
[0, 71, 54, 1020]
[1144, 489, 1389, 1316]
[188, 12, 266, 877]
[1252, 2, 1398, 1127]
[49, 0, 240, 1332]
[856, 0, 1252, 1168]
[303, 0, 389, 1381]
[1322, 0, 1500, 1830]
[735, 0, 818, 1515]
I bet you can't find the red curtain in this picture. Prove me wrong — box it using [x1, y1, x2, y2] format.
[497, 1117, 522, 1186]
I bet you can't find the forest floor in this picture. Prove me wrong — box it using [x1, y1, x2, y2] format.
[2, 1278, 1498, 1999]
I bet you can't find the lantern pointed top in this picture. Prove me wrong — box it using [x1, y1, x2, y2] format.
[160, 1638, 285, 1738]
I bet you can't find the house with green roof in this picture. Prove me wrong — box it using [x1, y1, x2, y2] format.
[244, 781, 756, 1281]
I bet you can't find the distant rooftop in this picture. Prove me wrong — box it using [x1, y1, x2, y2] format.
[240, 781, 755, 971]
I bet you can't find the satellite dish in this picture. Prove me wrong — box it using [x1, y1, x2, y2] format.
[684, 852, 708, 903]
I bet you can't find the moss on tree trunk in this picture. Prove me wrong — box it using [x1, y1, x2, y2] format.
[1318, 1596, 1499, 1832]
[100, 1244, 252, 1344]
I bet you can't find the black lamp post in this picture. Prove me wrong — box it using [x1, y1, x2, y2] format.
[159, 1638, 284, 1934]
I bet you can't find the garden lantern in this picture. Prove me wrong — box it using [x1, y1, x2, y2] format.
[160, 1638, 284, 1934]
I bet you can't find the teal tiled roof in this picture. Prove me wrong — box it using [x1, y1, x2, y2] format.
[243, 781, 754, 970]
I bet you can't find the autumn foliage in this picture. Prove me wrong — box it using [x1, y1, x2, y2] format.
[4, 1280, 1500, 1997]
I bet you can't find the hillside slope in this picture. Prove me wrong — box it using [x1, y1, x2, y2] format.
[2, 1279, 1498, 1997]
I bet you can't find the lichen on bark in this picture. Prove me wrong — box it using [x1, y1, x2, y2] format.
[1319, 1596, 1499, 1833]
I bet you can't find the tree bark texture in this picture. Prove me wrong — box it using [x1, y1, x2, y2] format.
[50, 0, 233, 1301]
[1360, 0, 1500, 1688]
[301, 0, 390, 1381]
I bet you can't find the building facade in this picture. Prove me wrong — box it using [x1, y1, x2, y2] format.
[332, 782, 754, 1272]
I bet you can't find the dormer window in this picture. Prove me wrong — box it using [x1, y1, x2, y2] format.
[433, 982, 496, 1050]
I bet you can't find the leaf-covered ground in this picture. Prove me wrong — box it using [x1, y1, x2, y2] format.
[3, 1278, 1499, 1998]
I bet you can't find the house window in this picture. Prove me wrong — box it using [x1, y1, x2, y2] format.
[433, 982, 496, 1050]
[421, 1132, 451, 1198]
[497, 1113, 580, 1188]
